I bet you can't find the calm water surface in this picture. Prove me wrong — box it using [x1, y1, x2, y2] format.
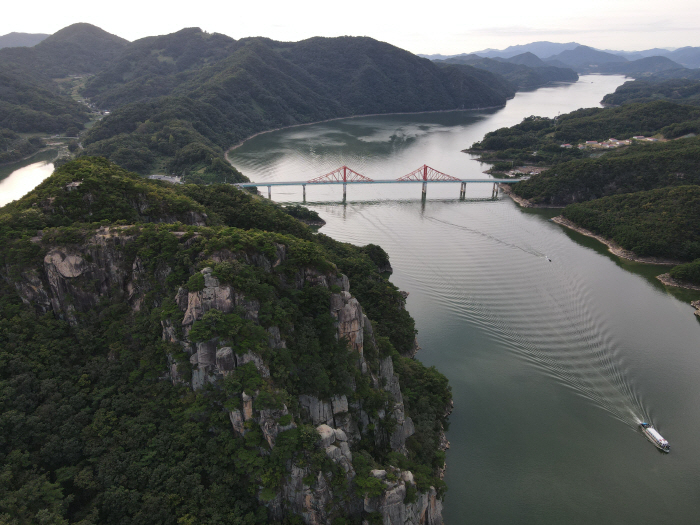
[229, 75, 700, 523]
[0, 149, 56, 207]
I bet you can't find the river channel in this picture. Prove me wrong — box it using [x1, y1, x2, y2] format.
[228, 75, 700, 524]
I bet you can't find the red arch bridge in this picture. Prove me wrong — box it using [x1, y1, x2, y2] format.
[234, 165, 525, 201]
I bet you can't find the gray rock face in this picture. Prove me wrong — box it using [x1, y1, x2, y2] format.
[11, 230, 446, 524]
[331, 289, 365, 354]
[299, 395, 334, 426]
[362, 471, 444, 525]
[181, 268, 260, 328]
[216, 347, 236, 373]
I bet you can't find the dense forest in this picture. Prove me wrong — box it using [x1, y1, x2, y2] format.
[434, 54, 578, 91]
[473, 96, 700, 279]
[511, 137, 700, 205]
[0, 69, 90, 134]
[469, 100, 700, 166]
[562, 185, 700, 260]
[0, 23, 518, 180]
[602, 78, 700, 107]
[0, 157, 451, 523]
[0, 128, 45, 164]
[78, 30, 514, 182]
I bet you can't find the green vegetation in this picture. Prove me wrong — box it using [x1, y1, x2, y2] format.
[281, 205, 323, 224]
[513, 137, 700, 205]
[469, 101, 700, 167]
[0, 69, 89, 134]
[77, 29, 514, 182]
[603, 79, 700, 107]
[0, 157, 451, 523]
[669, 259, 700, 285]
[562, 185, 700, 260]
[0, 129, 44, 164]
[0, 23, 127, 162]
[1, 22, 517, 182]
[470, 97, 700, 278]
[437, 55, 578, 91]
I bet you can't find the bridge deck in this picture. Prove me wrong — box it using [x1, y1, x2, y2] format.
[235, 179, 523, 187]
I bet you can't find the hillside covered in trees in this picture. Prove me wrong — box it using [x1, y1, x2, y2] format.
[562, 185, 700, 261]
[468, 100, 700, 167]
[434, 54, 578, 91]
[0, 157, 451, 524]
[0, 22, 520, 182]
[470, 96, 700, 281]
[78, 30, 515, 182]
[602, 78, 700, 107]
[511, 137, 700, 205]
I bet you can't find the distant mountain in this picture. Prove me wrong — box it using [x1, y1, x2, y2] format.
[505, 52, 546, 68]
[543, 58, 573, 69]
[80, 30, 515, 181]
[665, 47, 700, 69]
[0, 23, 128, 80]
[548, 45, 627, 71]
[0, 32, 49, 49]
[471, 41, 580, 59]
[597, 56, 684, 75]
[438, 55, 578, 91]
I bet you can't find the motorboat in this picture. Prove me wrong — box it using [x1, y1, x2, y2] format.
[640, 423, 670, 453]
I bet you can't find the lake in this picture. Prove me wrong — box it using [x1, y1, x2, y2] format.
[228, 75, 700, 524]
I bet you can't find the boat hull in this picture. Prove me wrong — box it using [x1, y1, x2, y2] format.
[640, 425, 670, 453]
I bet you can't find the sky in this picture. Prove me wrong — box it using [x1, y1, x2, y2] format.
[4, 0, 700, 55]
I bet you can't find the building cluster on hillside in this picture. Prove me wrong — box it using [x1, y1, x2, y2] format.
[562, 136, 660, 150]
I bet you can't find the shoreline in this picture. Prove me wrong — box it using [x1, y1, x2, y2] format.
[0, 146, 59, 169]
[551, 215, 683, 266]
[225, 105, 507, 158]
[656, 273, 700, 292]
[499, 184, 564, 209]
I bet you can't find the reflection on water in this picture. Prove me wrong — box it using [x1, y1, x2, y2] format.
[229, 76, 700, 523]
[0, 150, 57, 207]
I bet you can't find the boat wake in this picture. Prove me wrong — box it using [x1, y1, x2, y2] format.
[420, 210, 651, 429]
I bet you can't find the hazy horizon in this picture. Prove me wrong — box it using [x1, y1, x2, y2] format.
[5, 0, 700, 55]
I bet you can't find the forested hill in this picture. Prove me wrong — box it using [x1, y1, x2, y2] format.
[512, 137, 700, 205]
[0, 23, 126, 163]
[0, 157, 451, 523]
[0, 32, 49, 49]
[0, 23, 127, 80]
[562, 185, 700, 261]
[435, 55, 578, 91]
[79, 29, 515, 182]
[603, 78, 700, 107]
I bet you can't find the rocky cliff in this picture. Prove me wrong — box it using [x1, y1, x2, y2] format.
[6, 223, 447, 525]
[0, 157, 451, 524]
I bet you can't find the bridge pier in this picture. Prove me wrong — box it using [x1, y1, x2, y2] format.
[303, 184, 306, 202]
[491, 183, 498, 199]
[343, 183, 347, 202]
[422, 182, 427, 196]
[268, 185, 271, 199]
[460, 182, 466, 199]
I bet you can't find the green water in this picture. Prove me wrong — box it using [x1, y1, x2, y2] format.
[229, 75, 700, 523]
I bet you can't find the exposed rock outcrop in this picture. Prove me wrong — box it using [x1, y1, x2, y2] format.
[6, 227, 446, 525]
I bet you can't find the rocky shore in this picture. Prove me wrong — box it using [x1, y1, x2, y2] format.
[499, 184, 564, 209]
[692, 300, 700, 318]
[656, 273, 700, 292]
[551, 216, 682, 266]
